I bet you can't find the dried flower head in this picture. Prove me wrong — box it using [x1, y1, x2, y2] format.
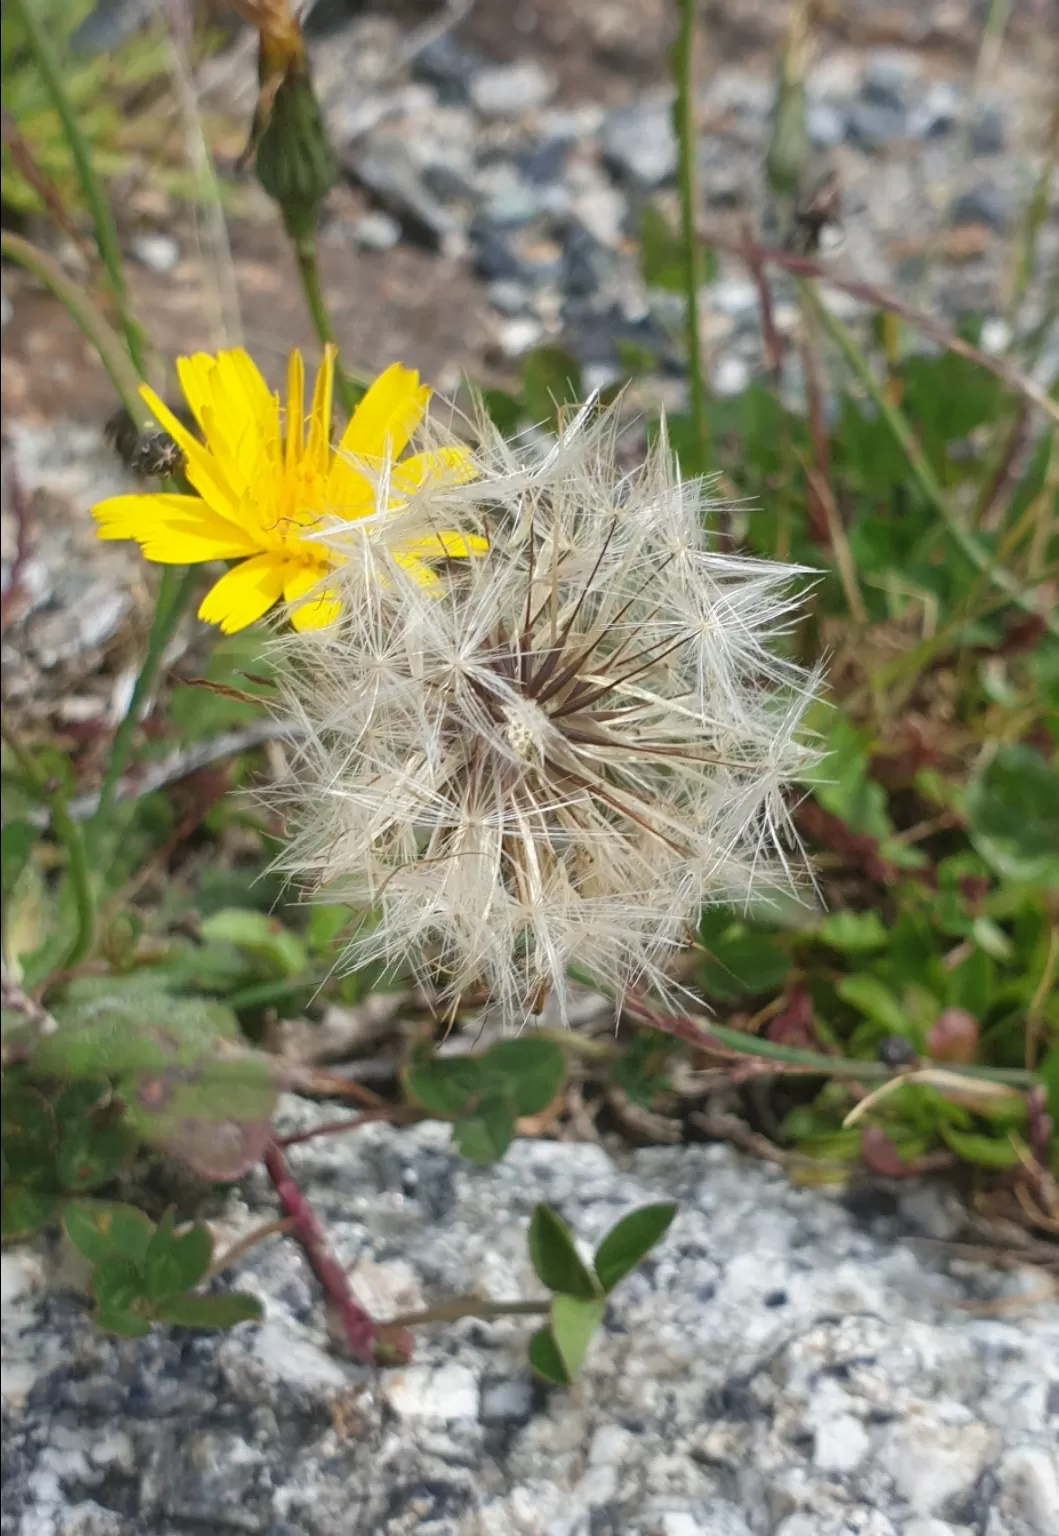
[273, 402, 822, 1019]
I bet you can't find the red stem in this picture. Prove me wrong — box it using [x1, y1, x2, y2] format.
[263, 1141, 380, 1364]
[276, 1105, 423, 1149]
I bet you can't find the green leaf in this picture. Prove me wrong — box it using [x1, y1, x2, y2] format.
[481, 386, 522, 436]
[482, 1038, 565, 1116]
[94, 1304, 152, 1339]
[92, 1252, 148, 1316]
[63, 1200, 154, 1266]
[56, 1117, 135, 1192]
[1, 1186, 59, 1241]
[940, 1127, 1019, 1170]
[816, 911, 889, 954]
[452, 1095, 516, 1164]
[527, 1324, 569, 1385]
[550, 1294, 605, 1381]
[38, 995, 278, 1180]
[404, 1049, 483, 1116]
[53, 1080, 110, 1123]
[698, 910, 790, 999]
[152, 1291, 263, 1329]
[306, 903, 357, 954]
[143, 1213, 213, 1301]
[593, 1203, 677, 1293]
[521, 346, 582, 431]
[200, 908, 308, 978]
[1, 819, 36, 902]
[1, 1086, 57, 1180]
[837, 975, 907, 1034]
[965, 745, 1059, 887]
[34, 993, 242, 1079]
[638, 204, 684, 293]
[527, 1205, 598, 1299]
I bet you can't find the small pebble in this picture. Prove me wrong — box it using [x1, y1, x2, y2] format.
[351, 211, 401, 251]
[470, 60, 555, 119]
[130, 233, 180, 274]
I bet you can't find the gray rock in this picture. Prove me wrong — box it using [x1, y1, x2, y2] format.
[473, 230, 530, 284]
[411, 32, 486, 104]
[807, 102, 845, 149]
[970, 104, 1007, 156]
[952, 180, 1011, 232]
[486, 279, 534, 316]
[909, 81, 961, 139]
[847, 100, 908, 151]
[351, 210, 401, 251]
[470, 60, 555, 119]
[517, 137, 571, 186]
[601, 92, 678, 188]
[344, 135, 459, 250]
[560, 223, 614, 298]
[861, 48, 923, 109]
[4, 1105, 1058, 1536]
[476, 182, 544, 230]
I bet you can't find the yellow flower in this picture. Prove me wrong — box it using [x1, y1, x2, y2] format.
[93, 347, 483, 635]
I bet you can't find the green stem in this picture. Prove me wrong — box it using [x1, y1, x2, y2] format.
[89, 567, 199, 838]
[800, 279, 1058, 638]
[11, 0, 147, 375]
[673, 0, 708, 473]
[292, 233, 363, 416]
[2, 725, 95, 971]
[387, 1297, 550, 1328]
[0, 231, 145, 422]
[620, 997, 1038, 1088]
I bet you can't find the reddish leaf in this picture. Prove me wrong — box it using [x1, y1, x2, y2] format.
[157, 1115, 274, 1181]
[766, 985, 817, 1050]
[859, 1129, 920, 1178]
[925, 1008, 979, 1065]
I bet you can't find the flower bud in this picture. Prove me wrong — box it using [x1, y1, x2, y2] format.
[254, 63, 338, 242]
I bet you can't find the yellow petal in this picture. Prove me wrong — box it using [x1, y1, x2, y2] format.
[391, 551, 442, 587]
[306, 346, 336, 476]
[175, 353, 221, 438]
[390, 446, 478, 495]
[213, 349, 279, 476]
[197, 552, 289, 634]
[93, 493, 263, 563]
[334, 363, 430, 475]
[285, 349, 305, 472]
[140, 384, 242, 516]
[394, 529, 490, 561]
[284, 563, 341, 631]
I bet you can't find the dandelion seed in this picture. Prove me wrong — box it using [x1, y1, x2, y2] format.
[273, 403, 823, 1019]
[92, 347, 483, 634]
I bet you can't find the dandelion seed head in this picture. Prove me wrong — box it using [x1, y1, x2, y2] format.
[271, 400, 823, 1021]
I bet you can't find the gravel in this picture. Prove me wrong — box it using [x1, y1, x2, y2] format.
[3, 1099, 1057, 1536]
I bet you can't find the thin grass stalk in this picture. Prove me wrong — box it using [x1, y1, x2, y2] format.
[10, 0, 147, 374]
[799, 279, 1058, 637]
[0, 231, 144, 421]
[621, 995, 1039, 1088]
[1008, 89, 1059, 320]
[164, 2, 244, 347]
[697, 228, 1059, 426]
[673, 0, 709, 472]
